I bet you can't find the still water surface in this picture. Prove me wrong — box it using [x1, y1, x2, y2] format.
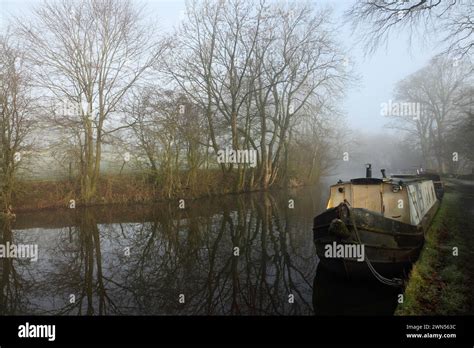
[1, 185, 399, 315]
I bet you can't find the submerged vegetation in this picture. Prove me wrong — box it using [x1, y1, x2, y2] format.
[396, 181, 474, 315]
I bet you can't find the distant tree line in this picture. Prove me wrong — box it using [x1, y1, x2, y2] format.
[348, 0, 473, 175]
[387, 57, 473, 174]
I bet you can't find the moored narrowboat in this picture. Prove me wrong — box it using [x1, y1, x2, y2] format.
[391, 170, 444, 200]
[313, 164, 440, 280]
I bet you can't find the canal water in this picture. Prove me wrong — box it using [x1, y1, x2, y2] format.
[0, 184, 399, 315]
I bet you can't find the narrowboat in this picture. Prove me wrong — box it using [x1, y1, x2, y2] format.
[392, 171, 444, 200]
[313, 164, 440, 280]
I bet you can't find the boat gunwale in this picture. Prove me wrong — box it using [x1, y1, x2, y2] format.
[313, 240, 422, 251]
[313, 222, 423, 237]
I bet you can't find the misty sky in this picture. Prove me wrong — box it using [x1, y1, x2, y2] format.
[0, 0, 446, 132]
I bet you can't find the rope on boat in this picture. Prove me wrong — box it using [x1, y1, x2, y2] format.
[348, 207, 403, 288]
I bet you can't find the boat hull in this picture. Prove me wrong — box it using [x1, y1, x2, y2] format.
[313, 201, 439, 280]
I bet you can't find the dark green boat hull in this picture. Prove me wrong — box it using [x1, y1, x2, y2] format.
[313, 202, 439, 280]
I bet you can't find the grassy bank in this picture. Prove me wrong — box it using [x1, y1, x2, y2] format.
[12, 172, 230, 212]
[11, 171, 307, 212]
[396, 181, 474, 315]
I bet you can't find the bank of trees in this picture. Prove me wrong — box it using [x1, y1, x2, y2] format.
[155, 0, 347, 192]
[15, 0, 167, 203]
[0, 0, 347, 207]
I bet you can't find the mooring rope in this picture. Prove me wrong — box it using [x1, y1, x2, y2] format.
[347, 206, 403, 287]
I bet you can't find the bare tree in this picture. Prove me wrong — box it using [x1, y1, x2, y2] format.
[447, 85, 474, 174]
[0, 31, 34, 213]
[17, 0, 167, 203]
[346, 0, 474, 58]
[251, 3, 347, 189]
[289, 99, 346, 185]
[162, 0, 265, 190]
[125, 87, 208, 198]
[161, 0, 227, 177]
[162, 0, 348, 191]
[387, 56, 472, 172]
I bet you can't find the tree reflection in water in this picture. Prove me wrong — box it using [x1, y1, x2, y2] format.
[2, 188, 324, 315]
[0, 218, 23, 314]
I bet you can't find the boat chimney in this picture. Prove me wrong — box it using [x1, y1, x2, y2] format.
[366, 163, 372, 178]
[381, 169, 386, 178]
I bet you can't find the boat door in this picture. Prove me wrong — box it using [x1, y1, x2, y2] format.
[350, 184, 383, 213]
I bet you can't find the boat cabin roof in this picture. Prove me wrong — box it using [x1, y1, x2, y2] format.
[333, 176, 431, 187]
[392, 172, 441, 181]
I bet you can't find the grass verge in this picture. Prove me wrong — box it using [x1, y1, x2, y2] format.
[395, 184, 474, 315]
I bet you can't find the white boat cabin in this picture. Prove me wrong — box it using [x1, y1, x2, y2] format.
[326, 178, 438, 226]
